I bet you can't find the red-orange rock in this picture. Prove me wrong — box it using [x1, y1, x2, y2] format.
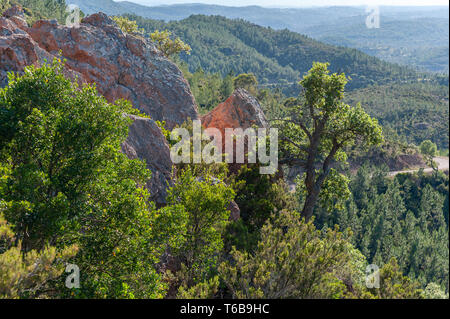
[1, 8, 198, 129]
[201, 88, 268, 174]
[201, 88, 268, 135]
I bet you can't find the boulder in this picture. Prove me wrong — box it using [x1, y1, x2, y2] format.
[28, 12, 198, 129]
[201, 88, 269, 175]
[0, 9, 53, 87]
[201, 88, 268, 135]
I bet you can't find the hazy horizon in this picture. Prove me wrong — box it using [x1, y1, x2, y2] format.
[117, 0, 450, 8]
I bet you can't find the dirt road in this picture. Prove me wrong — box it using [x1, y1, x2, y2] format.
[388, 156, 449, 177]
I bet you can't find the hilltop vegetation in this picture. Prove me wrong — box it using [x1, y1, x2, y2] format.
[180, 62, 448, 153]
[127, 14, 428, 93]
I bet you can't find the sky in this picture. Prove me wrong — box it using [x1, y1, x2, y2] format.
[121, 0, 450, 7]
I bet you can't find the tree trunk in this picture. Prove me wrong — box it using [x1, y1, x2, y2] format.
[301, 189, 320, 221]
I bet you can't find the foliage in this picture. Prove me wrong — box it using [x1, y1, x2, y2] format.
[369, 258, 423, 299]
[166, 168, 235, 289]
[233, 73, 258, 96]
[177, 64, 234, 113]
[67, 2, 449, 74]
[234, 165, 295, 232]
[219, 211, 364, 299]
[1, 59, 138, 249]
[0, 60, 184, 298]
[169, 119, 230, 179]
[345, 83, 449, 150]
[112, 16, 143, 34]
[126, 13, 436, 95]
[225, 164, 296, 252]
[307, 15, 449, 74]
[0, 1, 447, 299]
[0, 212, 78, 299]
[150, 30, 191, 59]
[419, 140, 438, 170]
[177, 274, 220, 299]
[316, 165, 449, 293]
[125, 13, 447, 151]
[421, 282, 449, 299]
[346, 139, 422, 172]
[1, 0, 69, 24]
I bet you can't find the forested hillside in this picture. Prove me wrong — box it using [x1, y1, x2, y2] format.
[345, 83, 449, 150]
[305, 16, 449, 74]
[68, 1, 449, 73]
[125, 13, 447, 151]
[128, 14, 428, 92]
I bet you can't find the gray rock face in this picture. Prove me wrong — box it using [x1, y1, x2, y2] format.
[121, 115, 174, 205]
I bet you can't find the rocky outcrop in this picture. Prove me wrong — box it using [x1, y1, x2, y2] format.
[348, 151, 426, 172]
[1, 7, 202, 204]
[121, 115, 173, 205]
[2, 5, 27, 29]
[201, 88, 269, 175]
[1, 8, 55, 86]
[1, 7, 198, 129]
[201, 88, 268, 135]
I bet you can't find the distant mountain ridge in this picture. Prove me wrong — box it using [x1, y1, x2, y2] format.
[68, 0, 449, 73]
[68, 1, 449, 24]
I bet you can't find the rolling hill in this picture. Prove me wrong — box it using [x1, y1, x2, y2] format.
[345, 82, 449, 149]
[68, 0, 449, 73]
[127, 13, 433, 93]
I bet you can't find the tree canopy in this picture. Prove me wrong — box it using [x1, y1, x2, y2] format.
[276, 62, 383, 220]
